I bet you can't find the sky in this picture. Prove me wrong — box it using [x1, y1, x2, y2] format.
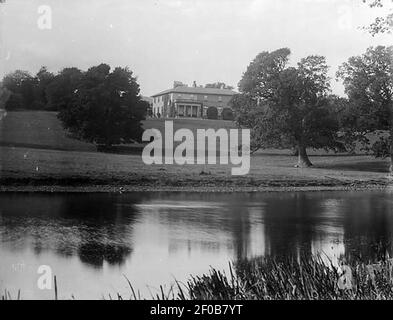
[0, 0, 392, 97]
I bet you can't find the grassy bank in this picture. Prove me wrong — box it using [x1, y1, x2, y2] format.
[0, 111, 235, 152]
[0, 111, 391, 192]
[0, 144, 390, 192]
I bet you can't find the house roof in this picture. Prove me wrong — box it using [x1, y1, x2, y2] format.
[151, 86, 237, 97]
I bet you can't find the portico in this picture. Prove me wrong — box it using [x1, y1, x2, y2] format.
[175, 102, 202, 118]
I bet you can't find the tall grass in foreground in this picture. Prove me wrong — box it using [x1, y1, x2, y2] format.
[4, 256, 393, 300]
[171, 256, 393, 300]
[1, 289, 20, 300]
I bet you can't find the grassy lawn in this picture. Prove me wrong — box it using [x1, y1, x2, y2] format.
[0, 111, 390, 191]
[0, 111, 236, 152]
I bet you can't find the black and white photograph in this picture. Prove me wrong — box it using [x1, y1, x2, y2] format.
[0, 0, 393, 309]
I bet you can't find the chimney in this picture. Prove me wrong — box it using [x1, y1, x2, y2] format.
[193, 81, 197, 88]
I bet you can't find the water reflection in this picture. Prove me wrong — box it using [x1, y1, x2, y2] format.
[0, 193, 141, 268]
[0, 191, 392, 298]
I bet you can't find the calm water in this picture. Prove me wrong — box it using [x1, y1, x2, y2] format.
[0, 191, 392, 299]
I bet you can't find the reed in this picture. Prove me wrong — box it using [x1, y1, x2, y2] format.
[4, 255, 393, 300]
[175, 255, 393, 300]
[1, 289, 21, 300]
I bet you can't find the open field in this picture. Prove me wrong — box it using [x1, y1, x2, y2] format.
[0, 144, 390, 192]
[0, 111, 391, 192]
[0, 111, 363, 155]
[0, 111, 236, 152]
[0, 111, 96, 152]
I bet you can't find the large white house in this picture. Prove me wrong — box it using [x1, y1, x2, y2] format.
[151, 82, 236, 119]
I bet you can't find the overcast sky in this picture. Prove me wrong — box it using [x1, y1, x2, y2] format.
[0, 0, 392, 96]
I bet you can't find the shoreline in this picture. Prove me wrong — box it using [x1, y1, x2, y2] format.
[0, 181, 391, 193]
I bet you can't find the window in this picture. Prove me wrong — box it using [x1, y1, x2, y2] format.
[204, 96, 208, 100]
[178, 105, 185, 117]
[218, 96, 222, 102]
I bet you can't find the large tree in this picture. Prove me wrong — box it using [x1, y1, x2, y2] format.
[58, 64, 148, 147]
[46, 67, 83, 111]
[232, 48, 342, 167]
[2, 70, 37, 110]
[2, 67, 55, 110]
[337, 46, 393, 173]
[34, 66, 55, 110]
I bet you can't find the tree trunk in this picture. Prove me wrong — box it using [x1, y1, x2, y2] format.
[296, 144, 312, 168]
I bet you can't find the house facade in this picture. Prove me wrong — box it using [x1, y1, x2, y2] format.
[151, 84, 236, 119]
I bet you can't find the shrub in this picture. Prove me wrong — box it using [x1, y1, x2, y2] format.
[206, 106, 218, 120]
[222, 107, 234, 120]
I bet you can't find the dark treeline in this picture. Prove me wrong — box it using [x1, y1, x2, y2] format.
[1, 64, 148, 147]
[1, 66, 84, 111]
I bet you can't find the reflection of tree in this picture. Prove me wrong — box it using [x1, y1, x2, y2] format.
[58, 193, 142, 268]
[78, 242, 132, 268]
[261, 193, 325, 260]
[2, 191, 393, 272]
[0, 193, 145, 269]
[342, 194, 393, 263]
[264, 192, 344, 259]
[152, 193, 255, 262]
[224, 198, 252, 262]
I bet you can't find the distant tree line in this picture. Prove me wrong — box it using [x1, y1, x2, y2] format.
[1, 64, 148, 147]
[205, 82, 234, 90]
[1, 66, 77, 111]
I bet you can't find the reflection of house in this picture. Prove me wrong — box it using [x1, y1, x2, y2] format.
[151, 82, 236, 119]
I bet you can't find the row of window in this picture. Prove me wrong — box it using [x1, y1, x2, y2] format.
[153, 94, 223, 103]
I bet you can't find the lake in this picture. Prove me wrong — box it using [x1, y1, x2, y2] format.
[0, 191, 392, 299]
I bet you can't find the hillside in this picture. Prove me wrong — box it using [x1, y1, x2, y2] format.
[0, 111, 236, 153]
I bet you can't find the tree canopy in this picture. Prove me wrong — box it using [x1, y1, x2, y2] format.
[46, 67, 83, 111]
[2, 66, 83, 111]
[337, 45, 393, 171]
[362, 0, 393, 35]
[232, 48, 343, 167]
[57, 64, 148, 147]
[2, 70, 38, 110]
